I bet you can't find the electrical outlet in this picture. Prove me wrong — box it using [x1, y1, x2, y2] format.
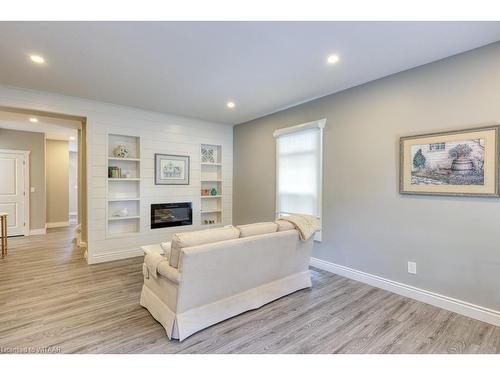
[408, 261, 417, 274]
[30, 187, 36, 193]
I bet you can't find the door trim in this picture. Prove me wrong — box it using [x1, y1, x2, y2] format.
[0, 148, 30, 236]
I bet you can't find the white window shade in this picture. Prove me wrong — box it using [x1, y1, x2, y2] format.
[274, 119, 325, 241]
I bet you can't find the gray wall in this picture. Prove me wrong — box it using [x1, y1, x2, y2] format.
[0, 128, 46, 230]
[233, 42, 500, 311]
[46, 139, 69, 224]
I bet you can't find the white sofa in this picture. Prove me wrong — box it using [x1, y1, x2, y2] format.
[140, 221, 314, 341]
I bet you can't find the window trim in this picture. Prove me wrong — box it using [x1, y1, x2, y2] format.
[274, 118, 325, 241]
[273, 118, 326, 138]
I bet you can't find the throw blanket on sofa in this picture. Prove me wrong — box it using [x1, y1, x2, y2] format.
[144, 253, 164, 279]
[280, 214, 320, 240]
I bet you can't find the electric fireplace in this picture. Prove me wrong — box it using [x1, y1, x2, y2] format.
[151, 202, 192, 229]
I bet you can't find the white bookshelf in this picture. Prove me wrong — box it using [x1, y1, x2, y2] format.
[106, 134, 141, 237]
[200, 144, 222, 225]
[108, 178, 141, 181]
[108, 215, 141, 221]
[108, 197, 141, 202]
[108, 157, 141, 162]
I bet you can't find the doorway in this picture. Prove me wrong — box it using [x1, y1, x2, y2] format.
[45, 137, 78, 229]
[0, 149, 30, 236]
[0, 106, 88, 251]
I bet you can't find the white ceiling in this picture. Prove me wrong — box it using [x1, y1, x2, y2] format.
[0, 21, 499, 125]
[0, 110, 79, 147]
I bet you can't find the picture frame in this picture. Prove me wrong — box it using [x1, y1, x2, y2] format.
[155, 154, 190, 185]
[201, 144, 218, 164]
[399, 125, 500, 197]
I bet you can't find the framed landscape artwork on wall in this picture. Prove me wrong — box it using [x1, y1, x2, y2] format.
[400, 126, 500, 197]
[155, 154, 190, 185]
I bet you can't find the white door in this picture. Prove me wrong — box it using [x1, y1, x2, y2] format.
[0, 151, 28, 236]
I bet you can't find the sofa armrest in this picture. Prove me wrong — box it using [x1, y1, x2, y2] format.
[157, 261, 181, 284]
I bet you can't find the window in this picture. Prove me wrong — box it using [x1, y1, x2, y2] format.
[429, 142, 445, 151]
[274, 119, 325, 241]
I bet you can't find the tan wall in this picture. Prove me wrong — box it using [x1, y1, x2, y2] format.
[69, 151, 78, 215]
[0, 128, 45, 230]
[46, 139, 69, 224]
[234, 42, 500, 311]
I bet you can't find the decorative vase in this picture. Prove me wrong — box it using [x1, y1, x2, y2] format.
[210, 188, 218, 196]
[113, 144, 130, 158]
[121, 170, 131, 178]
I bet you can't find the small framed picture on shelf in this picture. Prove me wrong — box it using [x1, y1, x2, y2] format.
[155, 154, 190, 185]
[201, 144, 218, 164]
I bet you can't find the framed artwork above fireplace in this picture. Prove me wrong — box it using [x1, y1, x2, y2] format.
[155, 153, 190, 185]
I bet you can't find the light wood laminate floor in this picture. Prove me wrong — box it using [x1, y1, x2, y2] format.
[0, 226, 498, 354]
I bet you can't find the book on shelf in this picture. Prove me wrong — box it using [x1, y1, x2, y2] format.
[108, 166, 121, 178]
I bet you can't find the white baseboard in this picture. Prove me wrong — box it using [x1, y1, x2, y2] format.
[29, 228, 46, 235]
[87, 247, 143, 264]
[310, 257, 500, 327]
[46, 221, 70, 229]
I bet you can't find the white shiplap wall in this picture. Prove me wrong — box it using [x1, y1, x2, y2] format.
[0, 84, 233, 263]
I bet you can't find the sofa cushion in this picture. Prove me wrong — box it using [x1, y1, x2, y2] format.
[169, 227, 240, 268]
[160, 242, 171, 260]
[275, 219, 296, 232]
[237, 222, 278, 238]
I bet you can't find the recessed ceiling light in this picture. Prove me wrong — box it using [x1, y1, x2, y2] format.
[227, 101, 235, 109]
[327, 54, 340, 64]
[70, 136, 76, 141]
[29, 54, 45, 64]
[29, 117, 39, 123]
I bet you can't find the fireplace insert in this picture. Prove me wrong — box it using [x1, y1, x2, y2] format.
[151, 202, 192, 229]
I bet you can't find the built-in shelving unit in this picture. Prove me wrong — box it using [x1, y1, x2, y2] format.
[201, 162, 222, 166]
[108, 198, 141, 202]
[108, 178, 141, 181]
[106, 134, 141, 237]
[108, 157, 141, 162]
[200, 144, 222, 225]
[108, 215, 141, 221]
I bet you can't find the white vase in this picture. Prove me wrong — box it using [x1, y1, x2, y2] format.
[113, 208, 129, 217]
